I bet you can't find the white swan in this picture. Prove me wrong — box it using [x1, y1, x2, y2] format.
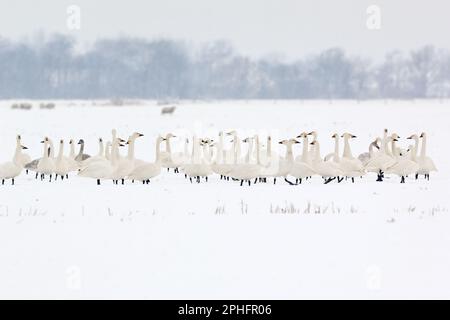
[0, 139, 28, 185]
[338, 133, 365, 182]
[78, 138, 123, 185]
[75, 139, 91, 162]
[128, 136, 165, 183]
[160, 133, 178, 172]
[211, 132, 234, 179]
[417, 132, 437, 180]
[54, 139, 71, 181]
[290, 132, 316, 184]
[112, 132, 144, 184]
[310, 140, 343, 184]
[36, 137, 55, 181]
[183, 136, 213, 183]
[365, 137, 397, 181]
[270, 138, 298, 185]
[229, 136, 262, 186]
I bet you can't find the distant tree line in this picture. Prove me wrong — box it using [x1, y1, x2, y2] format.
[0, 34, 449, 99]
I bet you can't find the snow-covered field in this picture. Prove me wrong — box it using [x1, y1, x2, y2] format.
[0, 99, 449, 299]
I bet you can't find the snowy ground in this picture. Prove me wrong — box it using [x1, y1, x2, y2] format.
[0, 99, 449, 299]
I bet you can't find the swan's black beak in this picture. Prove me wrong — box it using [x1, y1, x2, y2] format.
[307, 132, 314, 135]
[310, 142, 315, 145]
[126, 141, 130, 145]
[138, 133, 144, 137]
[119, 138, 126, 143]
[420, 133, 424, 138]
[351, 135, 357, 138]
[40, 140, 44, 143]
[278, 141, 283, 144]
[393, 138, 399, 142]
[22, 145, 28, 150]
[119, 143, 125, 147]
[294, 140, 300, 144]
[407, 136, 412, 140]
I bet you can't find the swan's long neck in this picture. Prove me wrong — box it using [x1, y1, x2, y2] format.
[420, 135, 427, 158]
[13, 144, 22, 165]
[314, 142, 321, 161]
[184, 139, 189, 157]
[334, 136, 340, 162]
[43, 141, 49, 159]
[165, 138, 172, 154]
[111, 140, 119, 166]
[70, 142, 75, 158]
[57, 143, 64, 160]
[246, 140, 254, 164]
[217, 134, 224, 163]
[105, 143, 111, 160]
[48, 140, 55, 158]
[267, 137, 272, 157]
[343, 136, 353, 159]
[78, 142, 84, 157]
[98, 140, 104, 157]
[255, 136, 261, 165]
[410, 146, 417, 161]
[155, 138, 162, 162]
[127, 137, 136, 160]
[301, 136, 309, 162]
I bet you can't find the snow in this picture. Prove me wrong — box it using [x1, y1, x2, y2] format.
[0, 99, 449, 299]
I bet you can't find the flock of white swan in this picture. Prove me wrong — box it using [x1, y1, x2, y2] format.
[0, 128, 437, 186]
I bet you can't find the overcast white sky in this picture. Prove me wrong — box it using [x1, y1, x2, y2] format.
[0, 0, 448, 61]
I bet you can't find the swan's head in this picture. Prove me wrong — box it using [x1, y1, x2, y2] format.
[419, 132, 426, 138]
[407, 134, 418, 140]
[60, 139, 64, 145]
[331, 133, 339, 139]
[226, 130, 237, 136]
[391, 133, 400, 140]
[77, 139, 84, 145]
[131, 132, 144, 139]
[384, 128, 388, 134]
[392, 138, 399, 142]
[371, 139, 380, 149]
[279, 139, 287, 145]
[307, 131, 317, 137]
[40, 137, 49, 144]
[21, 145, 28, 150]
[290, 139, 300, 144]
[341, 133, 357, 139]
[99, 138, 103, 143]
[296, 132, 307, 139]
[310, 140, 318, 146]
[16, 134, 22, 141]
[165, 133, 176, 139]
[406, 145, 414, 153]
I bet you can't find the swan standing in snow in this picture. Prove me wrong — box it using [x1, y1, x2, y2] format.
[211, 132, 234, 179]
[183, 136, 213, 183]
[229, 136, 262, 186]
[54, 139, 71, 181]
[270, 138, 298, 185]
[416, 132, 437, 180]
[112, 132, 144, 184]
[128, 136, 165, 184]
[310, 140, 343, 184]
[160, 133, 179, 172]
[37, 137, 55, 182]
[339, 133, 366, 182]
[290, 132, 316, 184]
[0, 139, 28, 185]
